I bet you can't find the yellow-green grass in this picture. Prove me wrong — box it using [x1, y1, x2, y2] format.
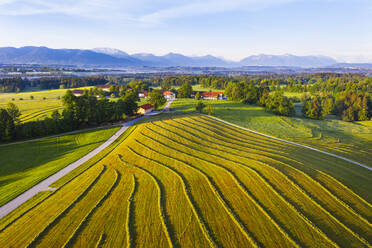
[0, 87, 93, 102]
[1, 113, 371, 247]
[0, 87, 93, 123]
[170, 99, 372, 167]
[0, 126, 120, 207]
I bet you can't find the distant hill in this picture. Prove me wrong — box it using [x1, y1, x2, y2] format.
[132, 52, 231, 67]
[239, 54, 337, 68]
[91, 48, 131, 59]
[0, 46, 341, 68]
[0, 46, 143, 66]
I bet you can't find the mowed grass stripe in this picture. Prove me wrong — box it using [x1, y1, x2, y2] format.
[148, 121, 372, 242]
[153, 120, 290, 161]
[0, 164, 105, 247]
[95, 233, 106, 248]
[163, 118, 286, 156]
[64, 166, 132, 248]
[145, 123, 343, 243]
[30, 167, 113, 247]
[174, 117, 286, 153]
[154, 118, 371, 246]
[121, 146, 215, 248]
[315, 170, 372, 222]
[191, 115, 288, 148]
[26, 165, 107, 248]
[20, 106, 63, 122]
[118, 157, 175, 248]
[133, 137, 299, 248]
[0, 126, 130, 233]
[123, 147, 219, 248]
[197, 115, 297, 147]
[176, 116, 372, 240]
[138, 129, 336, 248]
[63, 169, 120, 248]
[126, 175, 137, 248]
[127, 140, 256, 247]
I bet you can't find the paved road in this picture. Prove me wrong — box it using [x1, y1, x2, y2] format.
[0, 100, 173, 219]
[206, 115, 372, 172]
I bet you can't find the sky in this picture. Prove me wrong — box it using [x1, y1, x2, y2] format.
[0, 0, 371, 62]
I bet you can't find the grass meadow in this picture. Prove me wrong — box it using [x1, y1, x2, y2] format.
[0, 126, 120, 206]
[0, 113, 371, 247]
[0, 87, 92, 122]
[170, 99, 372, 167]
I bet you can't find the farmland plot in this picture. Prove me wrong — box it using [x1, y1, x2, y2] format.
[0, 113, 371, 247]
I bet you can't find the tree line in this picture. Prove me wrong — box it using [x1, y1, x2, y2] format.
[0, 89, 139, 142]
[0, 76, 109, 92]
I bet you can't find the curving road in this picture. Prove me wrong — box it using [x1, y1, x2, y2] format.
[0, 100, 173, 219]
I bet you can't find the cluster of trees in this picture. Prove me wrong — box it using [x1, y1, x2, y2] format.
[301, 92, 371, 121]
[224, 81, 261, 104]
[0, 89, 139, 142]
[0, 78, 26, 92]
[177, 83, 193, 98]
[261, 92, 295, 116]
[223, 81, 295, 116]
[148, 90, 166, 110]
[0, 103, 20, 141]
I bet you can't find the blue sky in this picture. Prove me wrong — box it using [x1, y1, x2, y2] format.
[0, 0, 371, 62]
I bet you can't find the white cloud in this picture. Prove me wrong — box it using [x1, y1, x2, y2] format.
[138, 0, 298, 24]
[0, 0, 300, 25]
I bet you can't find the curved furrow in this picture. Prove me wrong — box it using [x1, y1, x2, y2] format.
[63, 169, 121, 248]
[19, 106, 62, 120]
[0, 124, 132, 234]
[187, 115, 287, 148]
[185, 116, 287, 148]
[140, 127, 371, 247]
[119, 153, 219, 248]
[196, 115, 294, 147]
[173, 118, 285, 153]
[118, 156, 175, 248]
[315, 170, 372, 220]
[95, 233, 106, 248]
[148, 123, 372, 232]
[137, 132, 337, 248]
[133, 138, 302, 248]
[164, 118, 372, 239]
[151, 122, 302, 172]
[21, 107, 63, 122]
[126, 174, 137, 248]
[0, 163, 106, 234]
[26, 165, 107, 248]
[274, 164, 372, 245]
[160, 119, 286, 156]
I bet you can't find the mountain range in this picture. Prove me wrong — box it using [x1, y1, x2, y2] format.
[0, 46, 340, 68]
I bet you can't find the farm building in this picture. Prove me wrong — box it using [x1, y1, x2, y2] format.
[200, 91, 225, 100]
[138, 91, 149, 98]
[137, 103, 154, 114]
[163, 91, 175, 100]
[72, 89, 85, 97]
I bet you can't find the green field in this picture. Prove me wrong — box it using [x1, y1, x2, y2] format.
[0, 113, 371, 247]
[0, 126, 120, 206]
[171, 99, 372, 167]
[0, 88, 94, 122]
